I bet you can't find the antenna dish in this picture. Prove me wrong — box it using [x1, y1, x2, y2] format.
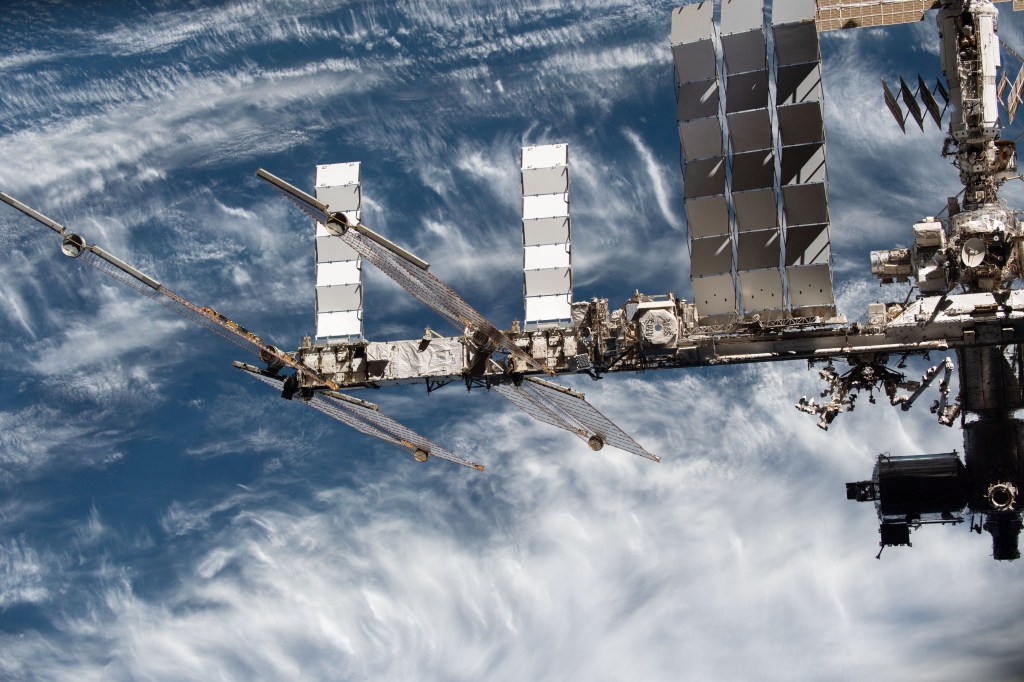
[961, 238, 987, 268]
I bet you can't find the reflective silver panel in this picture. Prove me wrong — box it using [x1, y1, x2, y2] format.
[721, 29, 766, 74]
[725, 69, 769, 112]
[671, 2, 716, 84]
[782, 183, 829, 226]
[771, 0, 815, 25]
[727, 108, 772, 152]
[731, 150, 775, 191]
[733, 189, 777, 231]
[780, 143, 826, 185]
[677, 79, 720, 121]
[787, 264, 834, 309]
[317, 260, 361, 287]
[690, 236, 733, 276]
[680, 116, 725, 160]
[720, 0, 763, 34]
[683, 157, 726, 198]
[777, 62, 823, 104]
[315, 162, 361, 212]
[522, 166, 569, 196]
[773, 21, 819, 65]
[522, 144, 573, 328]
[524, 243, 570, 270]
[738, 268, 784, 312]
[316, 284, 362, 312]
[316, 185, 360, 213]
[316, 235, 359, 263]
[785, 223, 831, 266]
[670, 1, 714, 44]
[673, 41, 718, 85]
[522, 143, 568, 169]
[525, 295, 572, 323]
[691, 274, 736, 317]
[317, 311, 362, 337]
[778, 102, 824, 145]
[315, 162, 363, 341]
[524, 267, 571, 297]
[522, 193, 569, 220]
[737, 229, 780, 270]
[523, 217, 570, 246]
[315, 162, 359, 188]
[686, 195, 730, 238]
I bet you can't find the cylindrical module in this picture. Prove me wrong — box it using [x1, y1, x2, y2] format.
[875, 453, 969, 518]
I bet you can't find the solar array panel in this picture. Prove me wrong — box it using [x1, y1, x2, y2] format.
[521, 144, 573, 329]
[496, 378, 661, 462]
[673, 2, 735, 321]
[815, 0, 939, 31]
[257, 169, 551, 374]
[241, 366, 485, 470]
[1003, 56, 1024, 126]
[672, 0, 837, 324]
[816, 1, 1024, 32]
[775, 3, 837, 319]
[314, 162, 363, 342]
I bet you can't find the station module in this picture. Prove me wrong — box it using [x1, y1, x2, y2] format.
[4, 0, 1024, 560]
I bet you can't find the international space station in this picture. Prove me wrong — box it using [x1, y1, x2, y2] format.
[4, 0, 1024, 560]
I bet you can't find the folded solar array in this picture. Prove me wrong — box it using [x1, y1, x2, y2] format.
[672, 0, 836, 324]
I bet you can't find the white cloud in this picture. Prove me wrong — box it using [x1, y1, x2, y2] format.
[0, 537, 53, 608]
[623, 128, 684, 231]
[0, 366, 1015, 680]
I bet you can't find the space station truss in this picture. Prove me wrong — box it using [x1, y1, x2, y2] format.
[314, 162, 363, 342]
[521, 144, 573, 329]
[672, 0, 837, 325]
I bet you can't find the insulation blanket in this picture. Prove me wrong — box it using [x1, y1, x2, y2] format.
[365, 338, 464, 379]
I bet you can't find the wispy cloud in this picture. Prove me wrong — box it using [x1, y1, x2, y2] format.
[0, 365, 1014, 681]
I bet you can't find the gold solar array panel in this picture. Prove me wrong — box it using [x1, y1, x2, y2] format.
[817, 0, 1023, 32]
